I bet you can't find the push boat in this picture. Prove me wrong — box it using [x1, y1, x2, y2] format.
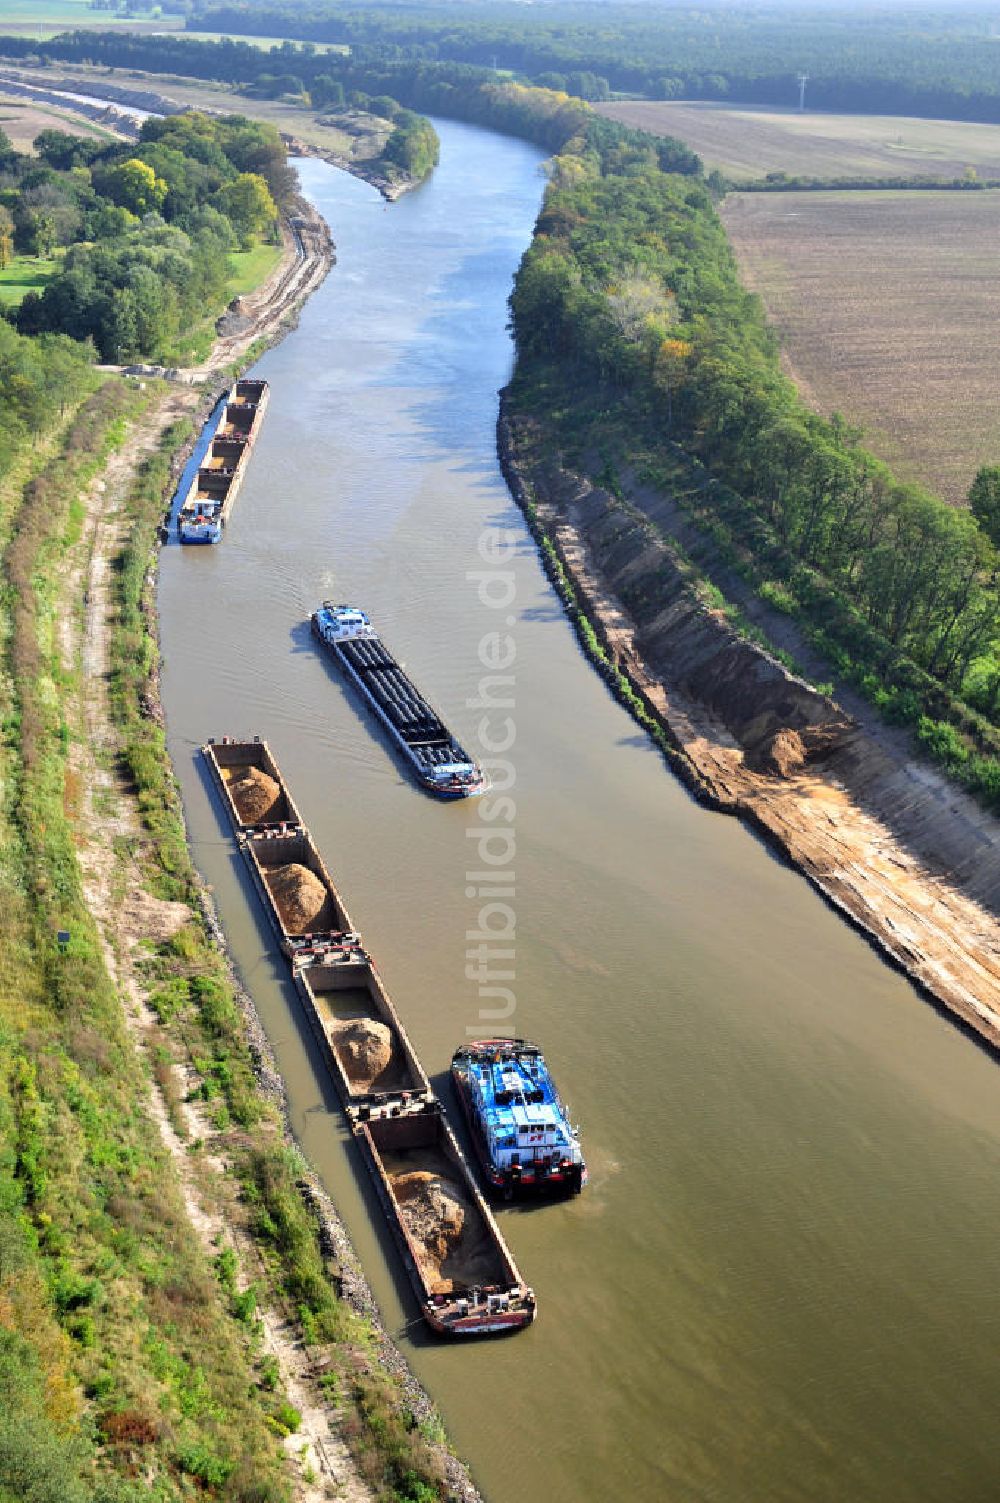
[310, 604, 484, 798]
[452, 1039, 586, 1198]
[202, 737, 534, 1336]
[177, 379, 269, 543]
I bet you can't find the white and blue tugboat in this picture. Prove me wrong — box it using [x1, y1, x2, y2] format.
[452, 1039, 586, 1198]
[310, 603, 484, 798]
[178, 499, 223, 544]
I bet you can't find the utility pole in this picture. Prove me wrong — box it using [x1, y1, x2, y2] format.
[797, 73, 809, 111]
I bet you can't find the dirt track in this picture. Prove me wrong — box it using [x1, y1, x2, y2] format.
[68, 185, 483, 1503]
[67, 198, 375, 1502]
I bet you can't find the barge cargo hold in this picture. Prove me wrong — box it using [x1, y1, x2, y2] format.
[310, 604, 484, 798]
[203, 735, 305, 832]
[177, 379, 269, 544]
[202, 737, 535, 1337]
[293, 952, 431, 1107]
[356, 1101, 535, 1335]
[243, 825, 357, 958]
[452, 1039, 586, 1198]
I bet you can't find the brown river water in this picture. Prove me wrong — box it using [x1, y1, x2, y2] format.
[159, 123, 1000, 1503]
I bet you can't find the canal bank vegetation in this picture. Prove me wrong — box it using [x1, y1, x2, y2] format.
[104, 414, 459, 1501]
[500, 109, 1000, 807]
[0, 377, 304, 1500]
[0, 212, 455, 1503]
[0, 365, 460, 1499]
[7, 109, 291, 364]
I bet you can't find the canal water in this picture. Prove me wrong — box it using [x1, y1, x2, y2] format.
[159, 121, 1000, 1503]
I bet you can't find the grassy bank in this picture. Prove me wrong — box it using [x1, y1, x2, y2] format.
[0, 381, 300, 1500]
[107, 414, 452, 1502]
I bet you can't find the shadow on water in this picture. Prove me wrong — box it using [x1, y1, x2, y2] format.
[519, 602, 568, 624]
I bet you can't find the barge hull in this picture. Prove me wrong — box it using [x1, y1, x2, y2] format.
[178, 379, 269, 544]
[310, 605, 483, 798]
[203, 736, 306, 833]
[293, 952, 432, 1108]
[354, 1105, 535, 1336]
[201, 738, 534, 1337]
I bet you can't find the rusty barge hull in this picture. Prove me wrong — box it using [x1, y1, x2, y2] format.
[201, 736, 535, 1337]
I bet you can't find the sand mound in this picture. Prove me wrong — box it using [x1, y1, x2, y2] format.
[759, 728, 807, 778]
[754, 722, 852, 777]
[332, 1018, 393, 1086]
[394, 1171, 470, 1292]
[227, 765, 281, 824]
[266, 862, 327, 933]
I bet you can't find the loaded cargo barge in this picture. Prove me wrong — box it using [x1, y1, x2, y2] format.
[178, 379, 269, 544]
[310, 604, 484, 798]
[202, 736, 535, 1336]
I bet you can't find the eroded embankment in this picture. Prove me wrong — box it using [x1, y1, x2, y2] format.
[500, 403, 1000, 1049]
[281, 135, 418, 202]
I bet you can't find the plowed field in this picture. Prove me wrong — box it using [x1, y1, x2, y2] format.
[721, 189, 1000, 503]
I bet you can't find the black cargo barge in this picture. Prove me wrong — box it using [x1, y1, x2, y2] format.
[310, 604, 484, 798]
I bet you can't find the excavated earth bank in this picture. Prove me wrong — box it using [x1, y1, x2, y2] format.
[499, 403, 1000, 1049]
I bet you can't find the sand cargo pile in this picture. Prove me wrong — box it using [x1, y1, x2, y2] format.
[203, 736, 535, 1336]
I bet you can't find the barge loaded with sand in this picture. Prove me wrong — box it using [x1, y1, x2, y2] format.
[178, 379, 269, 543]
[203, 736, 535, 1336]
[310, 604, 484, 798]
[452, 1039, 586, 1199]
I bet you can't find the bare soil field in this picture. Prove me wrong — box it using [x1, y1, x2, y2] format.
[13, 63, 393, 161]
[0, 89, 116, 149]
[720, 188, 1000, 504]
[597, 101, 1000, 181]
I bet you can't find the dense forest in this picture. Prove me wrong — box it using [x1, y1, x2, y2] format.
[4, 112, 288, 361]
[11, 4, 1000, 127]
[182, 0, 1000, 121]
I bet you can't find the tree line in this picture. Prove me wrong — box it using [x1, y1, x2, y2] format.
[506, 104, 1000, 798]
[11, 9, 998, 129]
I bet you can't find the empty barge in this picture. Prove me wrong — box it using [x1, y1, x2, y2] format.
[310, 604, 484, 798]
[178, 379, 269, 543]
[202, 737, 535, 1336]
